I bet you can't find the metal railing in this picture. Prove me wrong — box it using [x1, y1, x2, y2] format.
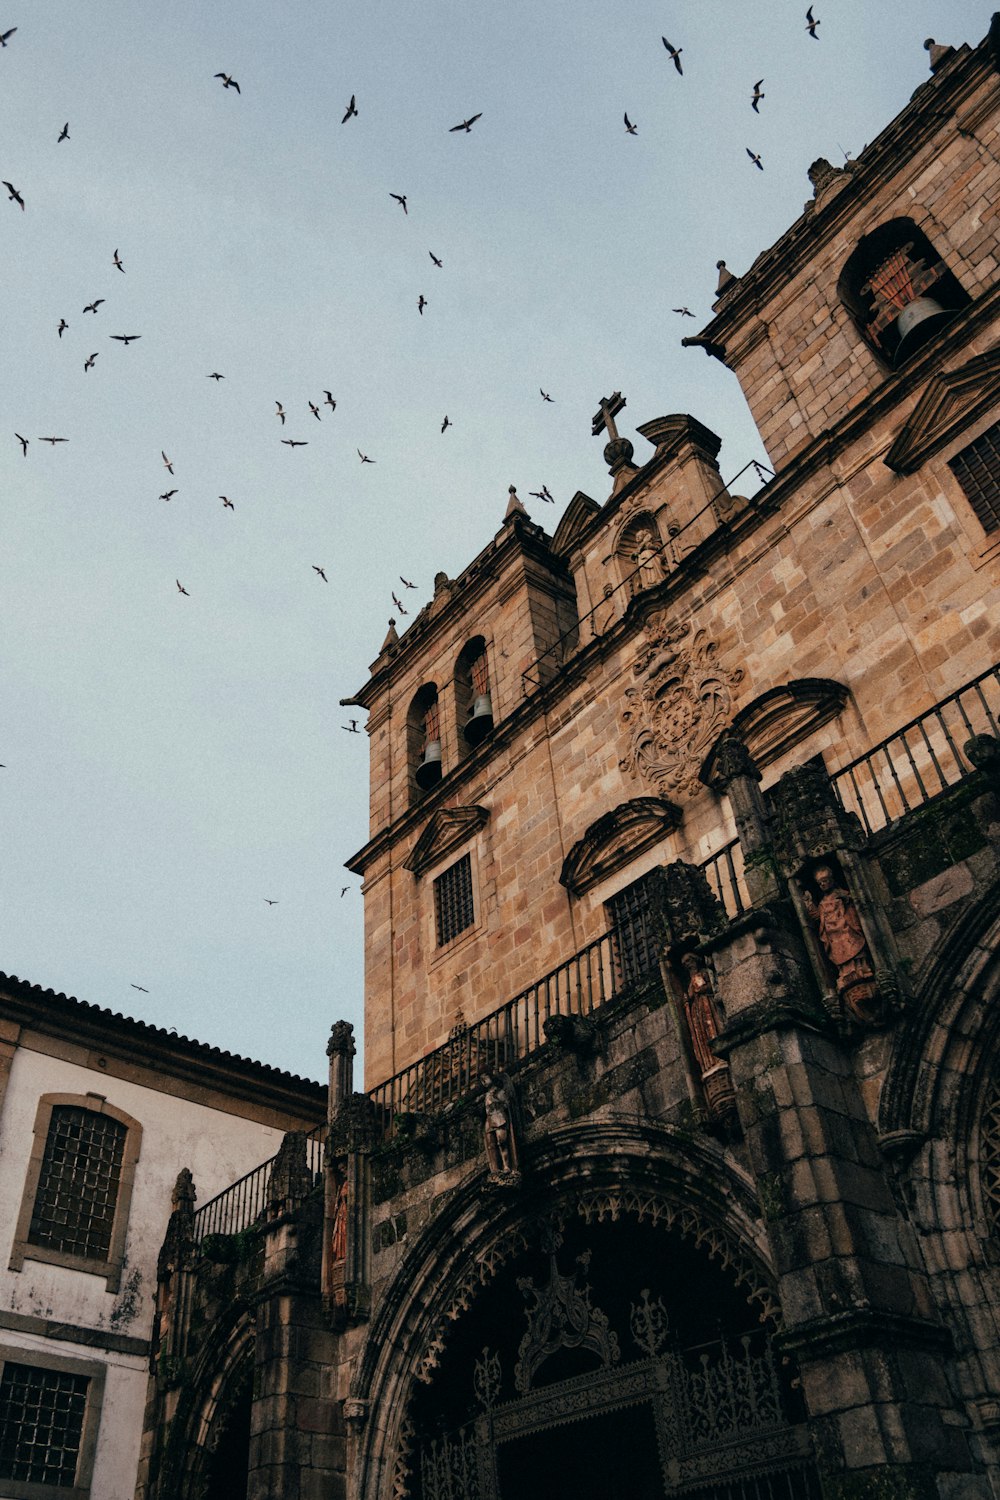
[701, 836, 748, 920]
[192, 1124, 325, 1244]
[831, 663, 1000, 837]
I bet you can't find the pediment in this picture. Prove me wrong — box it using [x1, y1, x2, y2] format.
[405, 805, 490, 877]
[559, 797, 682, 897]
[884, 345, 1000, 474]
[551, 491, 600, 557]
[701, 678, 849, 785]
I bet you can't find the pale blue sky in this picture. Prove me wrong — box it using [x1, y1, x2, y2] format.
[1, 0, 990, 1081]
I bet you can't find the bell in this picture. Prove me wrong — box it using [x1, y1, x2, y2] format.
[463, 692, 494, 746]
[893, 295, 953, 367]
[415, 739, 442, 790]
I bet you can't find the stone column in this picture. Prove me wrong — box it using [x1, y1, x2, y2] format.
[700, 735, 781, 905]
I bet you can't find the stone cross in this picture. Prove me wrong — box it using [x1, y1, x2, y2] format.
[592, 391, 626, 442]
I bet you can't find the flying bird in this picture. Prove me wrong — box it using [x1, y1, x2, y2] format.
[57, 318, 68, 337]
[358, 449, 375, 463]
[312, 565, 328, 582]
[3, 180, 24, 210]
[0, 26, 17, 45]
[83, 299, 104, 314]
[323, 391, 336, 410]
[308, 400, 321, 419]
[746, 147, 764, 170]
[113, 248, 124, 272]
[84, 352, 98, 371]
[221, 495, 234, 509]
[417, 294, 427, 315]
[530, 485, 555, 503]
[264, 899, 278, 905]
[214, 72, 240, 92]
[38, 436, 68, 444]
[399, 576, 417, 589]
[806, 6, 820, 38]
[282, 438, 307, 447]
[160, 489, 177, 501]
[624, 112, 637, 135]
[392, 591, 407, 614]
[390, 192, 407, 214]
[540, 389, 554, 402]
[14, 433, 27, 457]
[672, 306, 695, 317]
[429, 250, 443, 268]
[110, 333, 141, 344]
[275, 400, 286, 424]
[207, 372, 224, 380]
[661, 38, 683, 74]
[162, 451, 174, 474]
[340, 887, 350, 898]
[130, 984, 149, 993]
[176, 580, 189, 595]
[343, 720, 360, 733]
[342, 94, 357, 123]
[449, 112, 482, 133]
[441, 415, 451, 432]
[57, 122, 69, 142]
[751, 79, 765, 112]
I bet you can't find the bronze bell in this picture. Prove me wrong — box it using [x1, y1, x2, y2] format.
[415, 738, 443, 790]
[463, 692, 494, 746]
[893, 295, 953, 367]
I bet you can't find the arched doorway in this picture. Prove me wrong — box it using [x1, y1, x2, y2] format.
[202, 1357, 252, 1500]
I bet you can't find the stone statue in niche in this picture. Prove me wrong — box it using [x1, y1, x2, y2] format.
[680, 953, 738, 1131]
[330, 1174, 348, 1265]
[630, 524, 666, 592]
[803, 864, 880, 1026]
[482, 1071, 521, 1183]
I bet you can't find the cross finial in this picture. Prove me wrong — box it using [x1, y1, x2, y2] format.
[592, 392, 626, 443]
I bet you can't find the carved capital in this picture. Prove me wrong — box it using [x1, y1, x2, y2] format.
[327, 1020, 357, 1058]
[701, 734, 761, 792]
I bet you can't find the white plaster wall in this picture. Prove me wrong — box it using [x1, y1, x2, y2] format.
[0, 1045, 291, 1338]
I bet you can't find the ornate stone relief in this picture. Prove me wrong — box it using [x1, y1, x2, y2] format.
[620, 613, 744, 798]
[513, 1232, 620, 1394]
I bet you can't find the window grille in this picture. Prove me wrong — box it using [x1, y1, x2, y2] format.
[0, 1362, 89, 1487]
[606, 871, 663, 987]
[28, 1106, 127, 1262]
[950, 422, 1000, 535]
[435, 855, 475, 946]
[980, 1074, 1000, 1237]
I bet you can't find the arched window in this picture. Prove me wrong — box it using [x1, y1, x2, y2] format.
[455, 638, 494, 750]
[616, 514, 667, 599]
[409, 683, 442, 800]
[838, 217, 970, 370]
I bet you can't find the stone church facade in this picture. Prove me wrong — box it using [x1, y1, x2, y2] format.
[134, 19, 1000, 1500]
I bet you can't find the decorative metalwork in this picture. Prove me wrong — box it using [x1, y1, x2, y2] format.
[514, 1240, 620, 1395]
[419, 1426, 483, 1500]
[630, 1288, 670, 1357]
[473, 1348, 501, 1412]
[980, 1074, 1000, 1237]
[682, 1334, 784, 1443]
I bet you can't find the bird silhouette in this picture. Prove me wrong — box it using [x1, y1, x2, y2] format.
[429, 250, 443, 268]
[343, 720, 360, 733]
[38, 436, 68, 444]
[400, 576, 416, 589]
[3, 181, 25, 210]
[309, 400, 321, 419]
[358, 449, 375, 463]
[83, 299, 104, 314]
[221, 496, 234, 509]
[275, 401, 286, 424]
[84, 352, 98, 371]
[282, 438, 307, 447]
[806, 6, 820, 38]
[624, 112, 637, 135]
[441, 415, 452, 432]
[57, 122, 69, 142]
[130, 983, 149, 993]
[176, 580, 189, 595]
[215, 72, 240, 92]
[751, 79, 765, 112]
[340, 887, 350, 898]
[324, 391, 337, 410]
[162, 451, 174, 474]
[449, 112, 482, 133]
[313, 565, 328, 581]
[14, 433, 27, 457]
[264, 898, 278, 905]
[746, 147, 764, 170]
[110, 333, 141, 344]
[390, 192, 408, 214]
[530, 485, 555, 503]
[672, 306, 695, 317]
[540, 389, 554, 402]
[57, 318, 68, 337]
[207, 372, 224, 380]
[392, 591, 407, 614]
[342, 94, 357, 123]
[418, 294, 427, 315]
[160, 489, 177, 501]
[662, 38, 683, 74]
[113, 249, 125, 272]
[0, 26, 17, 45]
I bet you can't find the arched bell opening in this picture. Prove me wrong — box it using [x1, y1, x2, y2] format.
[455, 637, 494, 752]
[838, 217, 970, 371]
[409, 683, 443, 801]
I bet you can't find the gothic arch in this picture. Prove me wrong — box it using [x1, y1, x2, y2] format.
[350, 1120, 781, 1500]
[156, 1308, 255, 1500]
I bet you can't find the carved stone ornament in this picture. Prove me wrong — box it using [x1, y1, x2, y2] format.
[514, 1234, 620, 1394]
[802, 864, 882, 1028]
[483, 1072, 521, 1186]
[559, 796, 682, 896]
[327, 1019, 357, 1057]
[769, 759, 863, 876]
[661, 859, 727, 949]
[620, 615, 744, 799]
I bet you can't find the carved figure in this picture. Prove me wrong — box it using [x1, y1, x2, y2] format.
[680, 953, 724, 1077]
[803, 865, 879, 1025]
[482, 1072, 520, 1179]
[330, 1176, 348, 1264]
[630, 525, 665, 592]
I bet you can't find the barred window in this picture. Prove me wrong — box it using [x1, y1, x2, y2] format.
[0, 1361, 89, 1487]
[950, 422, 1000, 535]
[28, 1107, 127, 1263]
[435, 855, 475, 946]
[980, 1074, 1000, 1237]
[607, 871, 662, 987]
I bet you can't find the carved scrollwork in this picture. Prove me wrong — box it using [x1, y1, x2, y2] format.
[513, 1241, 620, 1394]
[630, 1288, 670, 1357]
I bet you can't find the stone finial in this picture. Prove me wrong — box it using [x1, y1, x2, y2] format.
[505, 484, 528, 520]
[701, 735, 761, 793]
[661, 861, 727, 949]
[327, 1020, 357, 1058]
[433, 570, 452, 595]
[716, 260, 736, 293]
[923, 37, 954, 72]
[807, 157, 838, 190]
[770, 759, 862, 874]
[965, 733, 1000, 782]
[266, 1131, 313, 1210]
[172, 1167, 196, 1214]
[381, 619, 399, 650]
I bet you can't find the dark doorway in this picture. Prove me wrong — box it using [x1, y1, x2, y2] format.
[496, 1400, 663, 1500]
[203, 1363, 252, 1500]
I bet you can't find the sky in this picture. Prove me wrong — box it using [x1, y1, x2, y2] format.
[1, 0, 992, 1085]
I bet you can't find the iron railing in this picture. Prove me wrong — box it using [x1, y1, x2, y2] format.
[701, 835, 748, 919]
[831, 662, 1000, 837]
[192, 1124, 325, 1244]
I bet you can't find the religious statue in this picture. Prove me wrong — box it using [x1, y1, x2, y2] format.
[803, 864, 880, 1025]
[631, 525, 665, 592]
[330, 1175, 348, 1266]
[679, 953, 738, 1130]
[482, 1072, 521, 1182]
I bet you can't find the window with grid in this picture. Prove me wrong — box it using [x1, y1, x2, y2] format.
[434, 854, 475, 946]
[980, 1074, 1000, 1238]
[0, 1362, 89, 1487]
[950, 422, 1000, 534]
[606, 871, 663, 988]
[28, 1107, 127, 1262]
